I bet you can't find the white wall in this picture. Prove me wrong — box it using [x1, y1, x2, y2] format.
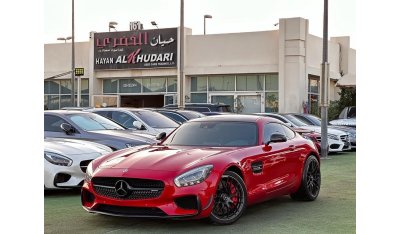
[306, 35, 341, 79]
[44, 42, 89, 79]
[185, 30, 279, 75]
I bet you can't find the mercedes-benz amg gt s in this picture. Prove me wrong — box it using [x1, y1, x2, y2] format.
[81, 115, 321, 225]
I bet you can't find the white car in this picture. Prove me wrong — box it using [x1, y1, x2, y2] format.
[44, 138, 112, 189]
[255, 113, 351, 152]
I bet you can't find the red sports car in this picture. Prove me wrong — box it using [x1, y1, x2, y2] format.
[81, 115, 321, 225]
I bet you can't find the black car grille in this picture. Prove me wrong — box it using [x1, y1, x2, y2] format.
[92, 177, 164, 200]
[95, 204, 167, 217]
[80, 160, 93, 173]
[316, 136, 321, 142]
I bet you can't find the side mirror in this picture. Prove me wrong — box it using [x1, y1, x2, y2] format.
[133, 121, 145, 130]
[60, 123, 74, 135]
[156, 132, 167, 141]
[266, 133, 287, 145]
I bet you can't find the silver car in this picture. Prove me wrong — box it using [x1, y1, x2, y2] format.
[44, 138, 112, 189]
[88, 108, 179, 136]
[44, 110, 157, 151]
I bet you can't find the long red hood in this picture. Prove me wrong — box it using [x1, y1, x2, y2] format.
[98, 145, 239, 172]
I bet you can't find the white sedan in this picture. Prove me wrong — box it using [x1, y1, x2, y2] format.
[44, 138, 112, 189]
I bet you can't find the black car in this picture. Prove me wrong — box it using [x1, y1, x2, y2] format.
[163, 103, 232, 113]
[44, 110, 157, 151]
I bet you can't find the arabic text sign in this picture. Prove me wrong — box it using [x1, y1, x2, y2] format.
[94, 28, 177, 70]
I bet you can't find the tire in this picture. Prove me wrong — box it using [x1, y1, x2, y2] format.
[209, 171, 247, 225]
[290, 155, 321, 201]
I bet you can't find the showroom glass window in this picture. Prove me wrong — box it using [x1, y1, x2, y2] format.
[208, 75, 235, 91]
[119, 79, 142, 93]
[191, 76, 207, 103]
[44, 79, 89, 110]
[142, 77, 166, 92]
[308, 76, 320, 116]
[189, 73, 279, 113]
[103, 79, 118, 94]
[265, 74, 279, 113]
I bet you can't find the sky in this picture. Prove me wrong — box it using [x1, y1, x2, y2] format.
[44, 0, 356, 48]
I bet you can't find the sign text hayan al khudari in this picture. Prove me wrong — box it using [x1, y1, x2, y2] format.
[94, 30, 176, 69]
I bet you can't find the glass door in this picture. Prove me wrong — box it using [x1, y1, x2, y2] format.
[236, 94, 262, 114]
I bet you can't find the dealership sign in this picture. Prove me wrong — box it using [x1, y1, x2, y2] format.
[94, 28, 177, 70]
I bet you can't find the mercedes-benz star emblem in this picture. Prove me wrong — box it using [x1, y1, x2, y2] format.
[114, 180, 130, 197]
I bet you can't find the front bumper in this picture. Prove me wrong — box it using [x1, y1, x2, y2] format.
[81, 169, 217, 219]
[44, 159, 93, 189]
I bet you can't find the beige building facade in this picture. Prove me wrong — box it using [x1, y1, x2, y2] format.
[44, 17, 356, 114]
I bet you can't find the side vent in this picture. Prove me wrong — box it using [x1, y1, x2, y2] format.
[251, 161, 263, 174]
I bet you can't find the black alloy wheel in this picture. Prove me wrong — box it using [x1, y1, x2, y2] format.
[290, 155, 321, 201]
[209, 171, 247, 225]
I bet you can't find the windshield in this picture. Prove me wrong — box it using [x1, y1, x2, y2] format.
[284, 115, 308, 127]
[178, 110, 205, 119]
[306, 115, 322, 126]
[67, 113, 125, 131]
[163, 121, 258, 147]
[132, 111, 179, 128]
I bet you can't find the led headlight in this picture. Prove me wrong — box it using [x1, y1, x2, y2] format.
[303, 135, 312, 140]
[327, 134, 339, 140]
[174, 165, 213, 187]
[85, 161, 94, 182]
[44, 152, 72, 166]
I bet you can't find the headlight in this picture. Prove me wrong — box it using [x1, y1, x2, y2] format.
[174, 165, 213, 187]
[44, 152, 72, 166]
[85, 161, 94, 182]
[349, 132, 356, 138]
[303, 135, 312, 140]
[327, 134, 339, 140]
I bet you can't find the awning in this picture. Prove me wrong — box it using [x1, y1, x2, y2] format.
[336, 73, 356, 87]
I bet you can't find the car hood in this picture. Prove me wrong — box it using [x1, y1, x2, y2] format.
[44, 138, 112, 156]
[98, 145, 237, 172]
[301, 126, 347, 135]
[90, 130, 157, 144]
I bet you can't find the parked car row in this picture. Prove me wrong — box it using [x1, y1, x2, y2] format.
[45, 105, 358, 224]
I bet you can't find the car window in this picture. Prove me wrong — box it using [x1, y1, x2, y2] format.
[94, 111, 111, 119]
[159, 111, 187, 123]
[131, 111, 179, 128]
[267, 115, 287, 123]
[66, 113, 125, 131]
[281, 124, 296, 139]
[263, 123, 286, 143]
[163, 121, 258, 147]
[178, 110, 205, 119]
[293, 115, 314, 125]
[283, 115, 307, 127]
[44, 115, 67, 132]
[111, 111, 137, 128]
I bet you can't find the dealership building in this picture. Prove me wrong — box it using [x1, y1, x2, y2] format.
[44, 17, 356, 114]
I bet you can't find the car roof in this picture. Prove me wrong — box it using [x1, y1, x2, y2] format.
[44, 110, 89, 115]
[89, 107, 154, 112]
[164, 103, 230, 107]
[189, 114, 280, 123]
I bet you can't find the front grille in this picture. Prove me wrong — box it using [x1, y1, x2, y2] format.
[316, 136, 321, 142]
[95, 204, 167, 217]
[340, 135, 349, 142]
[80, 160, 93, 173]
[92, 177, 164, 200]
